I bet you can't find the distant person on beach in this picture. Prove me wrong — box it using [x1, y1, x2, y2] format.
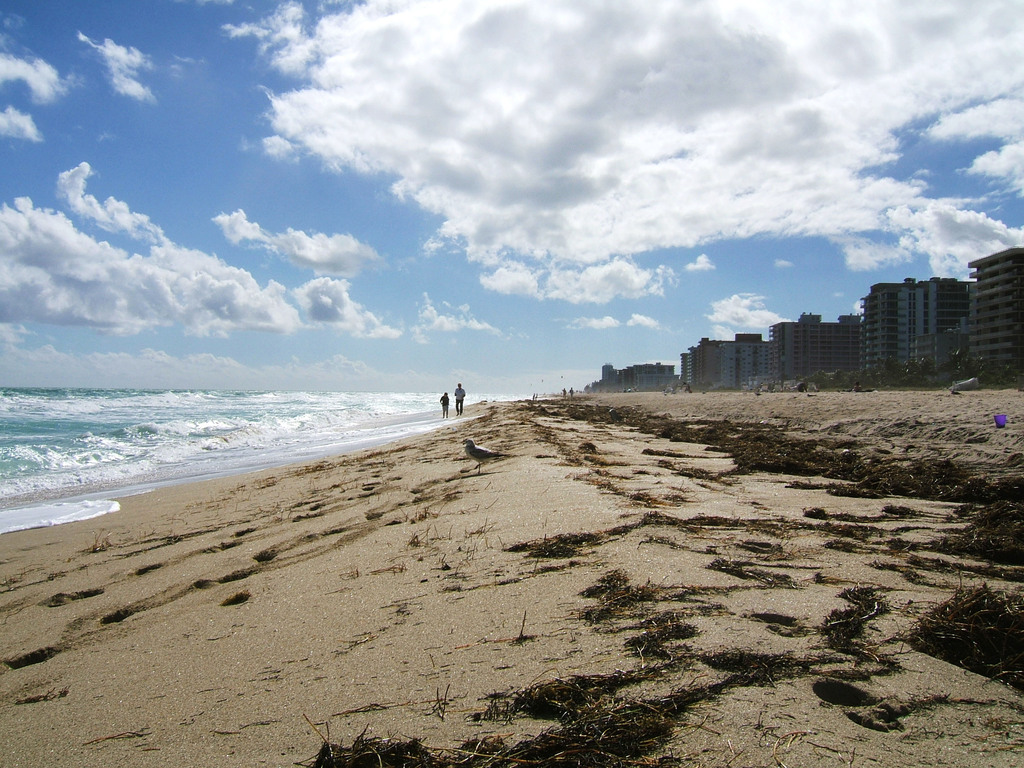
[440, 392, 450, 418]
[454, 383, 466, 415]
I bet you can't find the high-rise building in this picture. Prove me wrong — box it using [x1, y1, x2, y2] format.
[592, 362, 677, 391]
[969, 247, 1024, 372]
[770, 313, 861, 380]
[860, 277, 972, 369]
[689, 334, 772, 389]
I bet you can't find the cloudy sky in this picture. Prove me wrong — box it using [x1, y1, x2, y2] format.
[2, 0, 1023, 393]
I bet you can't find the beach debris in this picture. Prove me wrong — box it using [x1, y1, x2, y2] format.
[14, 687, 69, 705]
[623, 611, 698, 659]
[938, 500, 1024, 565]
[462, 438, 505, 474]
[950, 376, 980, 393]
[706, 557, 795, 587]
[908, 585, 1024, 691]
[821, 586, 889, 652]
[578, 569, 660, 623]
[507, 531, 604, 558]
[554, 401, 1024, 503]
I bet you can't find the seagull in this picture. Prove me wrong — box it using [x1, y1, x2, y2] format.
[463, 438, 504, 474]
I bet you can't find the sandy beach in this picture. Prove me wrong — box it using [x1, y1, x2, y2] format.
[2, 390, 1023, 767]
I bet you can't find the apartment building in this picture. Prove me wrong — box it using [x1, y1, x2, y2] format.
[860, 277, 972, 369]
[689, 334, 772, 389]
[770, 313, 861, 380]
[593, 362, 677, 391]
[969, 247, 1024, 372]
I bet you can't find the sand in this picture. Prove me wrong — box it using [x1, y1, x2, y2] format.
[1, 390, 1022, 767]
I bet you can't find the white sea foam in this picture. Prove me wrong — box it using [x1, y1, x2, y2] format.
[0, 499, 121, 535]
[1, 388, 521, 534]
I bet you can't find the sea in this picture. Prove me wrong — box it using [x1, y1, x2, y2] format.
[0, 388, 520, 535]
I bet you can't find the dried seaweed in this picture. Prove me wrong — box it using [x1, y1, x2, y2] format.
[699, 649, 818, 686]
[937, 501, 1024, 565]
[315, 673, 737, 768]
[550, 402, 1024, 503]
[578, 569, 660, 623]
[623, 611, 698, 659]
[907, 585, 1024, 691]
[706, 558, 795, 587]
[821, 586, 889, 651]
[507, 532, 604, 559]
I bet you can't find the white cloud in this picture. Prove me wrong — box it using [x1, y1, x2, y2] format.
[545, 260, 673, 304]
[0, 322, 29, 347]
[570, 316, 620, 330]
[627, 313, 660, 329]
[774, 259, 794, 268]
[78, 33, 155, 102]
[58, 162, 166, 243]
[229, 0, 1024, 288]
[707, 294, 787, 329]
[839, 236, 914, 272]
[684, 254, 715, 272]
[0, 191, 302, 337]
[0, 52, 67, 102]
[479, 262, 541, 297]
[213, 209, 379, 277]
[0, 105, 41, 141]
[292, 277, 401, 338]
[970, 141, 1024, 196]
[928, 98, 1024, 142]
[413, 293, 500, 341]
[885, 201, 1024, 277]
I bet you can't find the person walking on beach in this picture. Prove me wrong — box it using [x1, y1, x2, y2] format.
[440, 392, 450, 418]
[454, 383, 466, 416]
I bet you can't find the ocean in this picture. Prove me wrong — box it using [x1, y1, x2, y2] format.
[0, 388, 519, 535]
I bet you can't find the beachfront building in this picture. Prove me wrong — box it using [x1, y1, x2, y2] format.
[590, 362, 678, 392]
[770, 313, 862, 380]
[689, 334, 773, 389]
[679, 351, 693, 387]
[969, 247, 1024, 372]
[860, 277, 973, 369]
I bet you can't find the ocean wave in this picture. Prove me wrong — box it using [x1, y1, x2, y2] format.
[0, 389, 523, 530]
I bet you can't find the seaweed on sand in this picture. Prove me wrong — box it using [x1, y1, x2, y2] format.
[547, 402, 1024, 504]
[506, 531, 604, 559]
[821, 586, 889, 652]
[937, 500, 1024, 565]
[312, 674, 737, 768]
[311, 731, 432, 768]
[907, 585, 1024, 691]
[623, 611, 699, 659]
[578, 569, 660, 623]
[475, 668, 665, 723]
[706, 558, 795, 588]
[699, 649, 820, 686]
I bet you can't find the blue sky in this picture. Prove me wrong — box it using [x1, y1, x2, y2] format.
[2, 0, 1024, 394]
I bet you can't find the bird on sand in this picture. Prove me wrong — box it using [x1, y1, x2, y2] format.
[463, 438, 504, 474]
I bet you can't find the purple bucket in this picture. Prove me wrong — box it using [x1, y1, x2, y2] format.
[994, 414, 1007, 428]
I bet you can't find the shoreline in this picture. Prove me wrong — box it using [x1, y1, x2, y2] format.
[0, 407, 468, 535]
[1, 393, 1022, 767]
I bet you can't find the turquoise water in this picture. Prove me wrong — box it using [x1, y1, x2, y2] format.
[0, 388, 515, 533]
